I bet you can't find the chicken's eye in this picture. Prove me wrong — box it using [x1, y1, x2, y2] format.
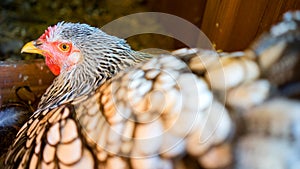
[59, 43, 70, 52]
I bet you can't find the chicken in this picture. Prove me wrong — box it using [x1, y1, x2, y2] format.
[6, 9, 300, 169]
[226, 11, 300, 169]
[250, 10, 300, 99]
[4, 22, 234, 169]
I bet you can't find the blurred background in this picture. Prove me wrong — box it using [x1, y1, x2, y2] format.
[1, 0, 300, 61]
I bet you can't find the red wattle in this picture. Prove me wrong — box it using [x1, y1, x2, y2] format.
[45, 58, 61, 76]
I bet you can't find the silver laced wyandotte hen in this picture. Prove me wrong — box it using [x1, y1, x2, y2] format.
[4, 20, 234, 168]
[4, 9, 300, 169]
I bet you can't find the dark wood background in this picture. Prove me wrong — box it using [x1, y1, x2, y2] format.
[149, 0, 300, 51]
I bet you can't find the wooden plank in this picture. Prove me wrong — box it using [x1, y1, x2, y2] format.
[201, 0, 300, 51]
[228, 0, 270, 51]
[201, 0, 269, 51]
[0, 60, 55, 106]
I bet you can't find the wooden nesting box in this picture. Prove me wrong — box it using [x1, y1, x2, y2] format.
[0, 60, 55, 106]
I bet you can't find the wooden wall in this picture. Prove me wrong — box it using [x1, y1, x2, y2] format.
[148, 0, 300, 51]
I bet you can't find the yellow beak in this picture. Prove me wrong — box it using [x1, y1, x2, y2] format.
[21, 41, 44, 55]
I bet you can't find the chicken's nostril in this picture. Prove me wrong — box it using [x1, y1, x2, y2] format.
[34, 40, 43, 46]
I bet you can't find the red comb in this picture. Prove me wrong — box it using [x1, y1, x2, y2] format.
[39, 25, 57, 40]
